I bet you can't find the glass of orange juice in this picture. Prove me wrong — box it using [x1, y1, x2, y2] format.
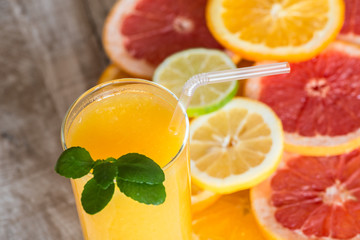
[61, 79, 191, 240]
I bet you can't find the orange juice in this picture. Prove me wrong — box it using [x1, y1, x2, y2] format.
[61, 79, 191, 240]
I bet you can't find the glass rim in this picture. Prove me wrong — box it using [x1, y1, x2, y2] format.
[61, 78, 189, 170]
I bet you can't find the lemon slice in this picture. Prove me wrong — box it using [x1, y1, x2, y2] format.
[191, 181, 219, 213]
[190, 97, 283, 194]
[206, 0, 344, 61]
[153, 48, 238, 117]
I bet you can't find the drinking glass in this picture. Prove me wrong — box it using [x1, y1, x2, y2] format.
[61, 79, 191, 240]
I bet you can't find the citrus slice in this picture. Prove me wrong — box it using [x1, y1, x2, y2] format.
[103, 0, 223, 78]
[206, 0, 344, 61]
[338, 0, 360, 45]
[97, 64, 134, 85]
[251, 150, 360, 240]
[245, 41, 360, 156]
[190, 97, 283, 194]
[192, 190, 266, 240]
[153, 48, 238, 117]
[191, 181, 220, 213]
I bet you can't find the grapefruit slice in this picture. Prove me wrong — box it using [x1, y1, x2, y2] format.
[245, 41, 360, 156]
[251, 150, 360, 240]
[103, 0, 222, 78]
[338, 0, 360, 45]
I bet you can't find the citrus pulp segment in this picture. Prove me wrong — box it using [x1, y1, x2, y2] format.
[103, 0, 223, 78]
[338, 0, 360, 45]
[191, 181, 219, 213]
[153, 48, 238, 117]
[189, 97, 283, 194]
[245, 41, 360, 156]
[206, 0, 344, 61]
[251, 150, 360, 240]
[192, 190, 266, 240]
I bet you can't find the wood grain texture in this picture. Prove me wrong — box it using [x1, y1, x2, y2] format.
[0, 0, 116, 239]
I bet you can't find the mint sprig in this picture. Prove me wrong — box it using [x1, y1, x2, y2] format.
[81, 179, 115, 215]
[93, 160, 117, 189]
[55, 147, 166, 215]
[117, 178, 165, 205]
[116, 153, 164, 184]
[55, 147, 93, 178]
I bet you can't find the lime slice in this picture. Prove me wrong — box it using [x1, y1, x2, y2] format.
[153, 48, 238, 117]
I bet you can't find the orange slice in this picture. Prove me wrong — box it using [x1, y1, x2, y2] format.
[206, 0, 344, 61]
[192, 190, 266, 240]
[97, 64, 134, 85]
[191, 181, 219, 213]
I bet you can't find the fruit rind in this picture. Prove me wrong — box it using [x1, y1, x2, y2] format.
[284, 138, 360, 156]
[338, 34, 360, 46]
[250, 187, 285, 240]
[337, 0, 360, 46]
[186, 82, 238, 117]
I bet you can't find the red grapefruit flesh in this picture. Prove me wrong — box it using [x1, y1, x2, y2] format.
[338, 0, 360, 45]
[245, 41, 360, 156]
[103, 0, 222, 78]
[251, 150, 360, 240]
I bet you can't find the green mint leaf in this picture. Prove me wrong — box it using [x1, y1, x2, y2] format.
[93, 157, 116, 168]
[93, 159, 105, 168]
[81, 178, 115, 215]
[116, 177, 166, 205]
[116, 153, 165, 184]
[55, 147, 94, 178]
[93, 161, 118, 189]
[105, 157, 116, 162]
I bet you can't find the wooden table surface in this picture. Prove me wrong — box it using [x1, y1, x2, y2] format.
[0, 0, 118, 239]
